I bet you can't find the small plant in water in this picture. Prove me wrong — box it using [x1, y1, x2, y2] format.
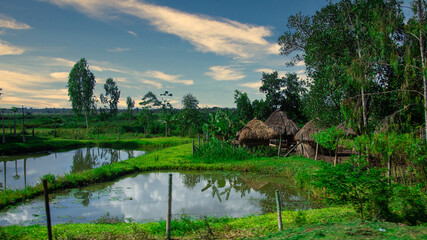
[92, 212, 124, 224]
[40, 174, 56, 184]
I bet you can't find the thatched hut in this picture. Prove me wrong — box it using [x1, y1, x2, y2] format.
[294, 119, 325, 158]
[337, 122, 357, 137]
[265, 110, 300, 143]
[238, 118, 278, 148]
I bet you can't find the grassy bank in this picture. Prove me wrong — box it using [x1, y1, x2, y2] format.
[2, 207, 426, 239]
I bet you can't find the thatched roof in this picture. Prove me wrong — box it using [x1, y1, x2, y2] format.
[337, 122, 357, 136]
[294, 118, 325, 142]
[238, 118, 278, 142]
[265, 110, 300, 136]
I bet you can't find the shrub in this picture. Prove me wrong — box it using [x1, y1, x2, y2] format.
[313, 156, 393, 220]
[194, 138, 253, 163]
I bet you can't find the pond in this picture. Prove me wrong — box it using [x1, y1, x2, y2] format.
[0, 148, 146, 190]
[0, 171, 314, 226]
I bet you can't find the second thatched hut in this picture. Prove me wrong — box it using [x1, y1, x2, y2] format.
[238, 118, 278, 148]
[294, 118, 325, 158]
[265, 110, 300, 144]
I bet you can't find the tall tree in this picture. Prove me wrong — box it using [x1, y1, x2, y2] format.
[67, 58, 96, 128]
[126, 96, 135, 121]
[259, 71, 283, 111]
[160, 91, 173, 136]
[233, 90, 253, 124]
[100, 78, 121, 117]
[278, 0, 405, 131]
[181, 93, 200, 136]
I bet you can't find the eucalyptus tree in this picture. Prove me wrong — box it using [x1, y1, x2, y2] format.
[126, 96, 135, 121]
[67, 58, 96, 128]
[100, 78, 120, 117]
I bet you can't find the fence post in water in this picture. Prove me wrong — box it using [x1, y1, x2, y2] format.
[275, 190, 282, 230]
[166, 174, 172, 240]
[43, 179, 53, 240]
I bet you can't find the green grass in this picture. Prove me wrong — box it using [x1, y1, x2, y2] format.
[1, 207, 426, 239]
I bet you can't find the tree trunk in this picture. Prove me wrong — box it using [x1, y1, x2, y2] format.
[418, 0, 427, 140]
[361, 86, 368, 133]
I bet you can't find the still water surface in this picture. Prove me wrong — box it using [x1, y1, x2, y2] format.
[0, 148, 146, 190]
[0, 171, 313, 226]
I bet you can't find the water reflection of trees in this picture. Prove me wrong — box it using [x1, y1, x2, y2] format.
[181, 172, 310, 214]
[71, 148, 99, 173]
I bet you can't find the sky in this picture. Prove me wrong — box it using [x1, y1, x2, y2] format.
[0, 0, 414, 109]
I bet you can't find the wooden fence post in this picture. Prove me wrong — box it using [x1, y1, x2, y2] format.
[275, 190, 282, 230]
[43, 179, 53, 240]
[166, 174, 172, 240]
[22, 105, 26, 143]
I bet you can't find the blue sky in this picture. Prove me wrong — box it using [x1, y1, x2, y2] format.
[0, 0, 413, 109]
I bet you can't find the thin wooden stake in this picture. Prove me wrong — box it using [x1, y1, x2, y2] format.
[22, 105, 26, 143]
[166, 174, 172, 240]
[275, 190, 282, 230]
[43, 179, 53, 240]
[315, 142, 319, 161]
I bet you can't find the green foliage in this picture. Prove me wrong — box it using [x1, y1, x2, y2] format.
[314, 157, 393, 220]
[234, 90, 253, 124]
[391, 184, 427, 225]
[194, 138, 253, 163]
[312, 127, 345, 151]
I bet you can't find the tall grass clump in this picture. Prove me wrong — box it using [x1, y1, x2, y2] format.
[194, 138, 253, 163]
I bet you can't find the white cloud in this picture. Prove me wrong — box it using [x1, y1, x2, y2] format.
[239, 81, 262, 89]
[206, 66, 245, 81]
[140, 79, 162, 89]
[296, 60, 305, 67]
[44, 0, 277, 60]
[0, 14, 31, 30]
[107, 47, 130, 52]
[143, 70, 193, 85]
[50, 72, 69, 79]
[0, 39, 25, 55]
[127, 30, 137, 37]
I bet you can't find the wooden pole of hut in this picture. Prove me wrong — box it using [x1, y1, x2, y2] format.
[300, 134, 304, 157]
[315, 142, 319, 161]
[277, 134, 282, 157]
